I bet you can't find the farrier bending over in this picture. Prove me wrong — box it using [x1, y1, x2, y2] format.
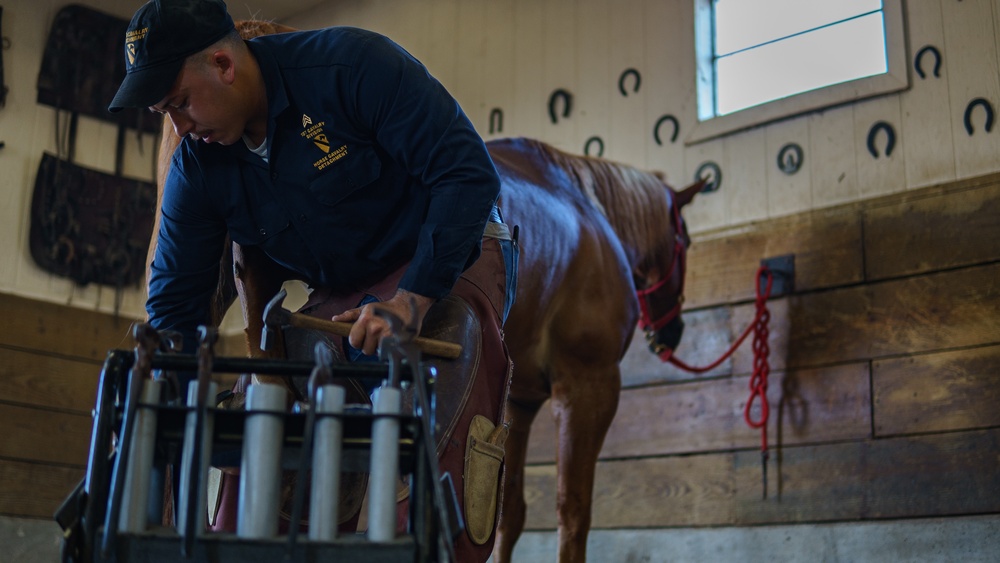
[109, 1, 515, 560]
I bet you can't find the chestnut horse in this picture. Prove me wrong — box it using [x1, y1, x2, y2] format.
[148, 21, 700, 563]
[489, 138, 699, 562]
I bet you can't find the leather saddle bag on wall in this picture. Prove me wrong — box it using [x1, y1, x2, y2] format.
[29, 4, 159, 291]
[29, 152, 156, 288]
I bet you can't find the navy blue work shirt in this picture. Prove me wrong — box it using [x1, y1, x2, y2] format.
[147, 27, 501, 353]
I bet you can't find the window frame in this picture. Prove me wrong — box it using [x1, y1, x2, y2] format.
[689, 0, 908, 145]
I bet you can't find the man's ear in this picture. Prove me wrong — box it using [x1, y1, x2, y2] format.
[213, 50, 236, 85]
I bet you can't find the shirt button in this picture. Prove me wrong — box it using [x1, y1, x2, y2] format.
[299, 214, 307, 222]
[271, 172, 278, 180]
[259, 228, 267, 236]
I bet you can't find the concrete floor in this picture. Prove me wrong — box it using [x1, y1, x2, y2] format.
[505, 515, 1000, 562]
[4, 513, 999, 562]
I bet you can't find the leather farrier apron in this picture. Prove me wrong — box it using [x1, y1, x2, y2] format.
[209, 215, 516, 563]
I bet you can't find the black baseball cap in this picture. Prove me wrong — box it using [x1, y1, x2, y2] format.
[108, 0, 235, 112]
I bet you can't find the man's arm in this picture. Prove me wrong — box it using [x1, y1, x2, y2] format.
[333, 33, 501, 353]
[352, 33, 501, 297]
[146, 150, 229, 357]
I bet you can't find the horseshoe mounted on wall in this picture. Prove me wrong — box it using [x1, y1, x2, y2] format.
[489, 108, 504, 134]
[866, 121, 896, 159]
[653, 114, 680, 145]
[963, 97, 995, 136]
[584, 136, 605, 157]
[694, 161, 722, 193]
[618, 68, 641, 97]
[548, 89, 573, 124]
[914, 45, 942, 79]
[777, 143, 803, 175]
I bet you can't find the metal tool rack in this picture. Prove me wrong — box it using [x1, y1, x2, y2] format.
[56, 334, 450, 563]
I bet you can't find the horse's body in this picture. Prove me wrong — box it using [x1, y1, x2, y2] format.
[489, 138, 697, 562]
[149, 22, 698, 563]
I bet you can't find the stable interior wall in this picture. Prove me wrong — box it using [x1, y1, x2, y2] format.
[2, 0, 999, 559]
[0, 0, 241, 538]
[520, 171, 1000, 559]
[286, 0, 1000, 235]
[281, 0, 1000, 560]
[0, 0, 160, 319]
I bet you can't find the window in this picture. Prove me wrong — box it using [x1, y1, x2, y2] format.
[691, 0, 907, 143]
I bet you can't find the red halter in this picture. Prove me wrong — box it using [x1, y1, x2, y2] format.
[635, 190, 688, 360]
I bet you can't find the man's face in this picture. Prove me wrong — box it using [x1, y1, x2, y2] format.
[149, 57, 244, 146]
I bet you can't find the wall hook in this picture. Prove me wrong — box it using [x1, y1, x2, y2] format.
[548, 89, 573, 125]
[584, 136, 605, 157]
[963, 97, 994, 135]
[653, 114, 680, 145]
[489, 108, 504, 135]
[914, 45, 941, 79]
[694, 161, 722, 193]
[866, 121, 896, 158]
[618, 68, 641, 97]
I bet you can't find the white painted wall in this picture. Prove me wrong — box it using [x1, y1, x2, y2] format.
[0, 0, 160, 320]
[2, 0, 998, 320]
[286, 0, 1000, 233]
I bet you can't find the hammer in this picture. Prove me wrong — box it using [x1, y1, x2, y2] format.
[261, 288, 463, 359]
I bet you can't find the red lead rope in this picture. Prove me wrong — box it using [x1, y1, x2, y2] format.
[744, 267, 772, 452]
[668, 265, 773, 495]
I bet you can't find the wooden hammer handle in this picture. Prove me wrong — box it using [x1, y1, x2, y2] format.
[287, 312, 463, 359]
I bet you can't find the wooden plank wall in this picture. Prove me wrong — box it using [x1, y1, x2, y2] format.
[0, 296, 245, 520]
[522, 171, 1000, 530]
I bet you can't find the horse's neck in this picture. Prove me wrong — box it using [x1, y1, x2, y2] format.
[576, 162, 666, 271]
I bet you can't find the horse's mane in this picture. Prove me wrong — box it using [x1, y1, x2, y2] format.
[528, 139, 676, 273]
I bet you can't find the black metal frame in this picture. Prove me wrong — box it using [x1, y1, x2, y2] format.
[57, 348, 444, 563]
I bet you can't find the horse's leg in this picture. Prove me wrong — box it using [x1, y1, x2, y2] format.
[233, 242, 286, 359]
[493, 396, 544, 563]
[231, 243, 304, 401]
[550, 364, 621, 563]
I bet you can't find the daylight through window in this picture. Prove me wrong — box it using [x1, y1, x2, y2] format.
[691, 0, 908, 145]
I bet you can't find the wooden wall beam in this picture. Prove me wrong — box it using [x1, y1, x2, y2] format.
[0, 347, 100, 413]
[874, 344, 1000, 436]
[0, 294, 139, 363]
[864, 179, 1000, 281]
[762, 262, 1000, 371]
[524, 429, 1000, 529]
[527, 363, 871, 463]
[683, 172, 1000, 311]
[0, 460, 83, 519]
[0, 404, 91, 466]
[685, 208, 864, 309]
[617, 261, 1000, 388]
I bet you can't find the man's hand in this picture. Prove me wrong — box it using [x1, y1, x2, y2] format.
[331, 289, 436, 356]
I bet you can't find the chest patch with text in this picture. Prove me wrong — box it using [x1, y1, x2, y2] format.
[301, 114, 347, 170]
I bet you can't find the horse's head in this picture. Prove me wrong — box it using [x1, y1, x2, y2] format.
[633, 177, 704, 361]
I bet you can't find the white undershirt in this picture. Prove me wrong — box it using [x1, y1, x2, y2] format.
[243, 135, 269, 162]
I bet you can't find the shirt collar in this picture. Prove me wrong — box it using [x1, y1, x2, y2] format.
[246, 38, 291, 144]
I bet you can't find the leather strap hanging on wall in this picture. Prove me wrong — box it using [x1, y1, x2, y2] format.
[36, 4, 159, 132]
[29, 4, 158, 302]
[1, 5, 9, 109]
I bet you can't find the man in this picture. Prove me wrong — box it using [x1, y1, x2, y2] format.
[109, 0, 515, 559]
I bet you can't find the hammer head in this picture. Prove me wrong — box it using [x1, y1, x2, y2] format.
[261, 288, 292, 351]
[373, 297, 420, 364]
[374, 297, 420, 339]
